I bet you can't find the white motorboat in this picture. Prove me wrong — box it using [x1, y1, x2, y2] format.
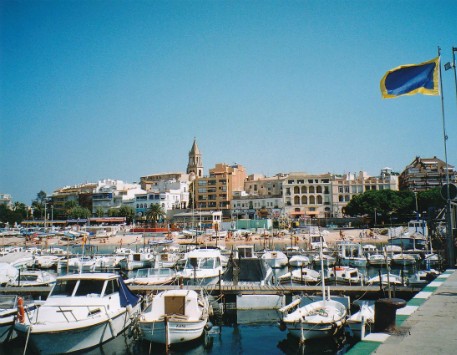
[278, 295, 347, 341]
[57, 256, 97, 272]
[31, 255, 62, 269]
[179, 249, 223, 286]
[288, 254, 311, 268]
[312, 253, 336, 267]
[337, 241, 367, 267]
[347, 302, 375, 339]
[0, 295, 36, 343]
[327, 266, 364, 285]
[278, 237, 347, 341]
[367, 273, 404, 286]
[261, 250, 288, 268]
[367, 253, 390, 266]
[125, 268, 177, 286]
[118, 252, 155, 271]
[155, 251, 181, 268]
[14, 273, 141, 354]
[407, 269, 440, 287]
[278, 268, 320, 285]
[0, 263, 19, 286]
[7, 270, 56, 287]
[138, 289, 209, 346]
[391, 253, 417, 266]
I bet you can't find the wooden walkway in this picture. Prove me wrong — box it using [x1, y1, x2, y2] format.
[0, 284, 421, 300]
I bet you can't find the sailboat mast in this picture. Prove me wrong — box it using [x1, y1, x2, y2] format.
[319, 230, 326, 301]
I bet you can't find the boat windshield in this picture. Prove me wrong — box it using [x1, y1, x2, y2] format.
[185, 257, 219, 270]
[50, 279, 106, 297]
[75, 279, 105, 297]
[50, 280, 79, 297]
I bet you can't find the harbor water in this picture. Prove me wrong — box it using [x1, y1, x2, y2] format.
[1, 242, 429, 354]
[2, 308, 355, 355]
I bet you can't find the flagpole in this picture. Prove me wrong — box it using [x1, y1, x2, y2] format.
[438, 46, 455, 268]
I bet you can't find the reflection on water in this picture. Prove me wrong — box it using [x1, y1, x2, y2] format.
[3, 310, 356, 355]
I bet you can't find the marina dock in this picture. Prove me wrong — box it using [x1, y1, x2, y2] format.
[0, 283, 421, 300]
[348, 269, 457, 354]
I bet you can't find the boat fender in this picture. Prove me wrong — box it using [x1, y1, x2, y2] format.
[17, 297, 25, 323]
[126, 304, 133, 317]
[108, 318, 117, 337]
[204, 321, 213, 331]
[278, 320, 287, 331]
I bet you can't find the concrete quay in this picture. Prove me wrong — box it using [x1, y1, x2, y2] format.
[349, 269, 457, 354]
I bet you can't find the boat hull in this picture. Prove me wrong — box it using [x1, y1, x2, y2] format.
[286, 320, 344, 340]
[15, 307, 137, 354]
[139, 319, 206, 344]
[0, 317, 15, 343]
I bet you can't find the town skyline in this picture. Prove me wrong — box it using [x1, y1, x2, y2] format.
[2, 2, 456, 205]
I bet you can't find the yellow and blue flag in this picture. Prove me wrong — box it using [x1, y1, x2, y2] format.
[380, 57, 440, 98]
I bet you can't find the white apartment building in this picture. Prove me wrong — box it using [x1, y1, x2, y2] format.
[134, 179, 190, 219]
[231, 192, 285, 219]
[92, 179, 145, 215]
[0, 193, 13, 209]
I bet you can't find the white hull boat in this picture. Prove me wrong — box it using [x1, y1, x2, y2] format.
[391, 253, 417, 266]
[347, 303, 375, 339]
[261, 250, 288, 268]
[138, 289, 209, 345]
[279, 236, 347, 342]
[278, 268, 320, 285]
[327, 266, 364, 285]
[7, 270, 56, 287]
[125, 268, 177, 286]
[279, 298, 347, 341]
[179, 249, 223, 286]
[288, 255, 310, 267]
[367, 254, 390, 266]
[14, 273, 141, 354]
[368, 273, 403, 286]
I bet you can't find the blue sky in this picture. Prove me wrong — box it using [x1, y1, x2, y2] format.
[1, 1, 457, 205]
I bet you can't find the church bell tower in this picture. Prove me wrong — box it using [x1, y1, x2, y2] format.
[187, 138, 203, 178]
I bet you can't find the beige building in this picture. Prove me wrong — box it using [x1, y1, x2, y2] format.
[194, 163, 247, 218]
[283, 173, 333, 219]
[238, 169, 399, 220]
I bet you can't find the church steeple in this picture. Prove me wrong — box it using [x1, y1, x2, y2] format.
[187, 138, 203, 178]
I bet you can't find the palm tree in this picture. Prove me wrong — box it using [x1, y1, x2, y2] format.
[146, 204, 165, 228]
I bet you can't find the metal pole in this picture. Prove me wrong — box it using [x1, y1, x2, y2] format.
[452, 47, 457, 111]
[438, 47, 455, 268]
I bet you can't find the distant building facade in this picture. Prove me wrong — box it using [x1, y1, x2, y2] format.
[399, 156, 456, 191]
[194, 163, 247, 218]
[231, 169, 399, 221]
[0, 193, 13, 209]
[91, 179, 144, 215]
[51, 183, 97, 219]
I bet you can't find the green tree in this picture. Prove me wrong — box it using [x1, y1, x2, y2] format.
[118, 206, 135, 224]
[95, 207, 105, 217]
[108, 208, 119, 217]
[68, 206, 91, 219]
[146, 203, 165, 227]
[344, 190, 415, 224]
